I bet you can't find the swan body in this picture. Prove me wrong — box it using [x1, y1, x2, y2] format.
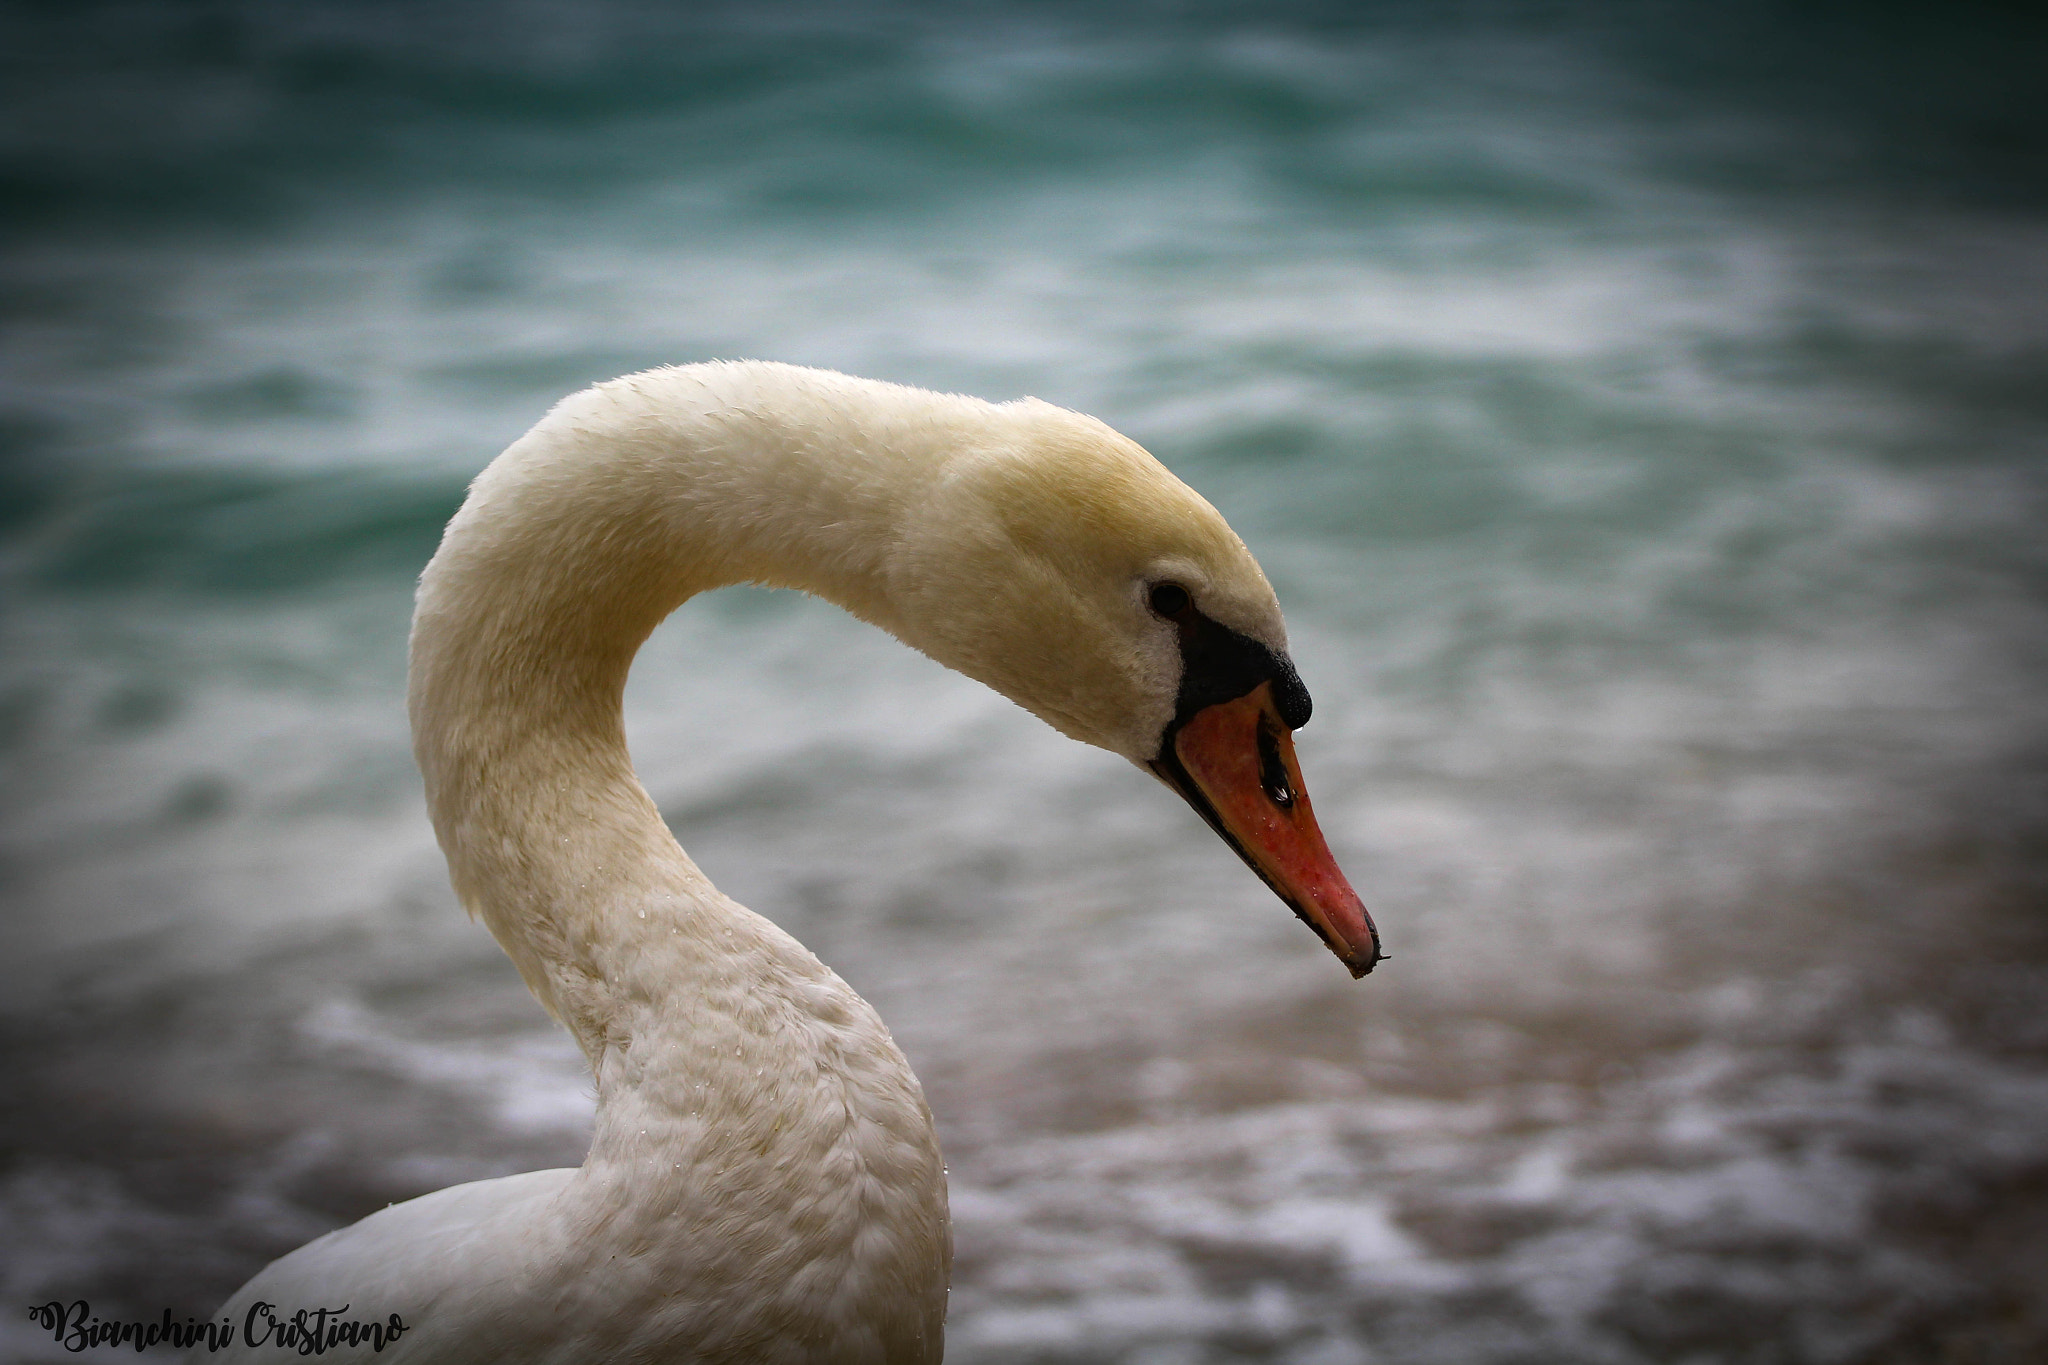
[203, 362, 1378, 1363]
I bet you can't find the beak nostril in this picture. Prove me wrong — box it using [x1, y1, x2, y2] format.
[1257, 720, 1294, 809]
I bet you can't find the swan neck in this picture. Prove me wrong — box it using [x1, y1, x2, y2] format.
[406, 364, 957, 1048]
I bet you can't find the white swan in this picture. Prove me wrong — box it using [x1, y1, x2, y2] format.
[204, 362, 1379, 1363]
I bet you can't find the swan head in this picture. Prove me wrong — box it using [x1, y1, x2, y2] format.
[887, 398, 1382, 977]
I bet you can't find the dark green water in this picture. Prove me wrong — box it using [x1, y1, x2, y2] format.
[3, 3, 2046, 1361]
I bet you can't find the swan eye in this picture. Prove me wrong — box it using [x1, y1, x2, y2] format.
[1148, 582, 1191, 618]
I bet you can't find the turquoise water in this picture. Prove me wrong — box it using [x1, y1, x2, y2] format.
[3, 4, 2046, 1361]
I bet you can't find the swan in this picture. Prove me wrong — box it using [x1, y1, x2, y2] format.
[202, 361, 1380, 1363]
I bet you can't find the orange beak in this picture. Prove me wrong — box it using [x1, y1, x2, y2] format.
[1149, 681, 1382, 977]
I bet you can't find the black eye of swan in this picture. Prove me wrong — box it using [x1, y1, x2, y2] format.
[1148, 582, 1191, 618]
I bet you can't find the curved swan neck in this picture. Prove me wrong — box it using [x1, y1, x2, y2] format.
[407, 363, 975, 1047]
[397, 363, 959, 1362]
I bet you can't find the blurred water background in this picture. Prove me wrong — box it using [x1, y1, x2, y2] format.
[3, 2, 2046, 1361]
